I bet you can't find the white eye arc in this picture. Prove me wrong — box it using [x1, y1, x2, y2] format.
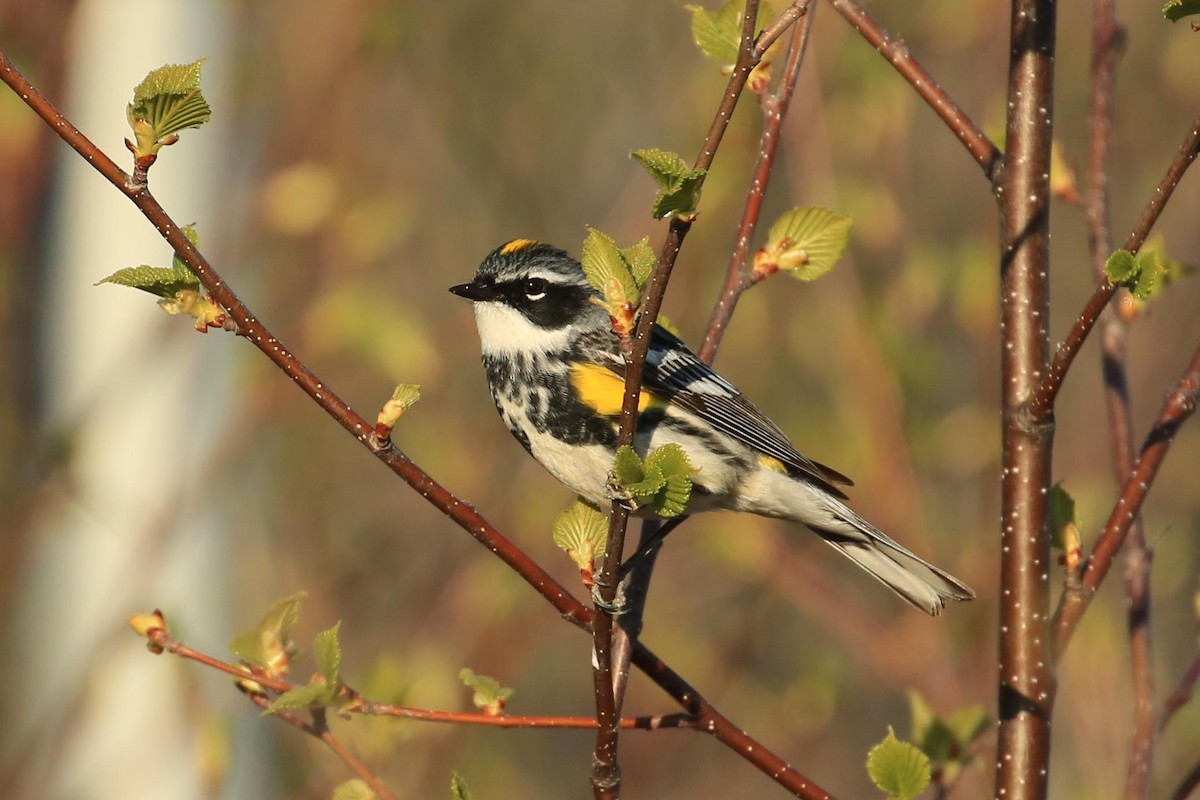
[523, 277, 548, 301]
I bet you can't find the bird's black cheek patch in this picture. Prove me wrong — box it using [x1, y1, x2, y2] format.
[517, 285, 593, 330]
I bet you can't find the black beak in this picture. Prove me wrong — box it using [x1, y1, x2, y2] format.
[449, 280, 498, 301]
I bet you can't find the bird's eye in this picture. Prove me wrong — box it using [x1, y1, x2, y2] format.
[523, 277, 548, 301]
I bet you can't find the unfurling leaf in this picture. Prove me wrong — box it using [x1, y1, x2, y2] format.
[630, 148, 706, 220]
[314, 622, 343, 685]
[581, 228, 642, 335]
[376, 383, 422, 436]
[866, 727, 932, 800]
[552, 500, 609, 576]
[98, 225, 225, 331]
[611, 444, 696, 518]
[1104, 248, 1166, 302]
[459, 668, 514, 716]
[264, 676, 339, 714]
[621, 236, 657, 288]
[229, 592, 307, 678]
[127, 59, 212, 158]
[753, 207, 852, 281]
[1048, 482, 1078, 552]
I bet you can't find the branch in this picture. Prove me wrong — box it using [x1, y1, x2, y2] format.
[0, 45, 595, 636]
[824, 0, 1001, 181]
[994, 0, 1057, 796]
[0, 40, 834, 800]
[698, 3, 816, 363]
[1053, 341, 1200, 655]
[591, 2, 772, 795]
[1161, 645, 1200, 733]
[1076, 2, 1155, 795]
[1027, 111, 1200, 422]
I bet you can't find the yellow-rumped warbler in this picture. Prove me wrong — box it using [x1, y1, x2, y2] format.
[450, 239, 974, 614]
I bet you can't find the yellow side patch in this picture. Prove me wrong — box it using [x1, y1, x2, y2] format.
[757, 454, 789, 474]
[500, 238, 540, 255]
[570, 363, 665, 416]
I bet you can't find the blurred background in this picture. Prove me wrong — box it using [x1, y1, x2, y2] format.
[1, 0, 1198, 798]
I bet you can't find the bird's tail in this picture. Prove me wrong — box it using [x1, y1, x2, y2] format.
[738, 472, 975, 615]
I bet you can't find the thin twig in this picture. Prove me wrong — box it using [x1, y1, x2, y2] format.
[1160, 646, 1200, 732]
[1027, 113, 1200, 422]
[1053, 341, 1200, 656]
[824, 0, 1001, 181]
[147, 626, 696, 731]
[240, 694, 396, 800]
[1170, 759, 1200, 800]
[698, 4, 816, 364]
[1077, 2, 1154, 794]
[590, 3, 766, 796]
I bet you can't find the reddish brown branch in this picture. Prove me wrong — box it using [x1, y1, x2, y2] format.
[0, 38, 833, 800]
[1028, 113, 1200, 422]
[591, 2, 772, 795]
[994, 0, 1057, 796]
[1077, 1, 1154, 794]
[698, 4, 815, 364]
[824, 0, 1001, 181]
[1054, 342, 1200, 656]
[242, 695, 396, 800]
[1161, 646, 1200, 732]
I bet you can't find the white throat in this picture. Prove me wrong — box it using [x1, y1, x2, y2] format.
[472, 301, 574, 355]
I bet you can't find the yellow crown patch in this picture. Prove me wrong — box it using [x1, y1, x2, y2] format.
[500, 238, 541, 256]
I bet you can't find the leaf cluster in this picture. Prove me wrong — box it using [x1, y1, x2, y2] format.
[580, 228, 656, 336]
[612, 444, 697, 518]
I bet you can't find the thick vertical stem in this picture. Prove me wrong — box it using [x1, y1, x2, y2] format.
[995, 0, 1057, 797]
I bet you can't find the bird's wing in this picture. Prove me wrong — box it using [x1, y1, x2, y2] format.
[604, 325, 853, 497]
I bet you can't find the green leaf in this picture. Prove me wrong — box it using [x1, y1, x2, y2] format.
[450, 772, 473, 800]
[1048, 482, 1077, 552]
[552, 500, 609, 572]
[611, 444, 696, 517]
[630, 148, 706, 220]
[315, 622, 342, 685]
[126, 59, 212, 157]
[96, 265, 199, 299]
[332, 779, 376, 800]
[1104, 250, 1137, 283]
[459, 668, 514, 715]
[685, 0, 774, 64]
[581, 227, 641, 318]
[611, 445, 665, 497]
[264, 676, 338, 714]
[644, 443, 697, 518]
[1105, 249, 1165, 302]
[867, 727, 932, 800]
[620, 236, 657, 288]
[1164, 0, 1200, 21]
[229, 592, 307, 678]
[97, 223, 203, 298]
[754, 207, 852, 281]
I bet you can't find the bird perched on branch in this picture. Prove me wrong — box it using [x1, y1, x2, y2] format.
[451, 238, 974, 615]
